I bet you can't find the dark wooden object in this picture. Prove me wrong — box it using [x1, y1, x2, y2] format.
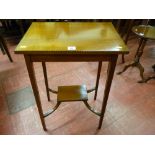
[118, 25, 155, 83]
[0, 35, 13, 62]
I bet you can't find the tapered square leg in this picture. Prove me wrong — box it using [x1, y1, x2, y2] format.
[98, 55, 118, 129]
[42, 62, 50, 101]
[24, 55, 47, 131]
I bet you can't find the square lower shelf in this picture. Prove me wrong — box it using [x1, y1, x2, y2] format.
[57, 85, 88, 102]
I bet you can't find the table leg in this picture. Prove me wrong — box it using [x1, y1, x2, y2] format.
[124, 20, 135, 44]
[134, 38, 146, 58]
[152, 64, 155, 72]
[137, 63, 145, 83]
[98, 55, 118, 129]
[3, 45, 13, 62]
[42, 62, 50, 101]
[121, 20, 135, 64]
[121, 54, 125, 64]
[0, 35, 13, 62]
[94, 61, 102, 100]
[17, 20, 25, 36]
[24, 55, 47, 131]
[115, 19, 121, 32]
[0, 43, 6, 55]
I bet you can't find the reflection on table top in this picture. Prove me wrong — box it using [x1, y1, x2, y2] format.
[15, 22, 129, 55]
[132, 25, 155, 40]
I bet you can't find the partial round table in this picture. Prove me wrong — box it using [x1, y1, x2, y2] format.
[118, 25, 155, 83]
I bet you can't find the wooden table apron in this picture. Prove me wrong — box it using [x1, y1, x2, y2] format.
[24, 53, 118, 131]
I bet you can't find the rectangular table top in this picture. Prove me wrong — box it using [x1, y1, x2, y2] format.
[15, 22, 129, 55]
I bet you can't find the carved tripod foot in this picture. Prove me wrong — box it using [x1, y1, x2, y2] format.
[117, 61, 136, 75]
[117, 61, 146, 83]
[141, 76, 155, 83]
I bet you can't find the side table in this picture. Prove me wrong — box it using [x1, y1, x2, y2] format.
[117, 25, 155, 83]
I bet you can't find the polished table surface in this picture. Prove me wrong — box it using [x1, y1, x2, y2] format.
[15, 22, 128, 54]
[132, 25, 155, 40]
[14, 22, 129, 131]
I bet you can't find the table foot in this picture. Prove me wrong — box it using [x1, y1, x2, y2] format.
[117, 61, 136, 75]
[138, 76, 155, 83]
[145, 76, 155, 82]
[117, 61, 145, 83]
[98, 123, 102, 129]
[138, 79, 147, 83]
[43, 127, 47, 131]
